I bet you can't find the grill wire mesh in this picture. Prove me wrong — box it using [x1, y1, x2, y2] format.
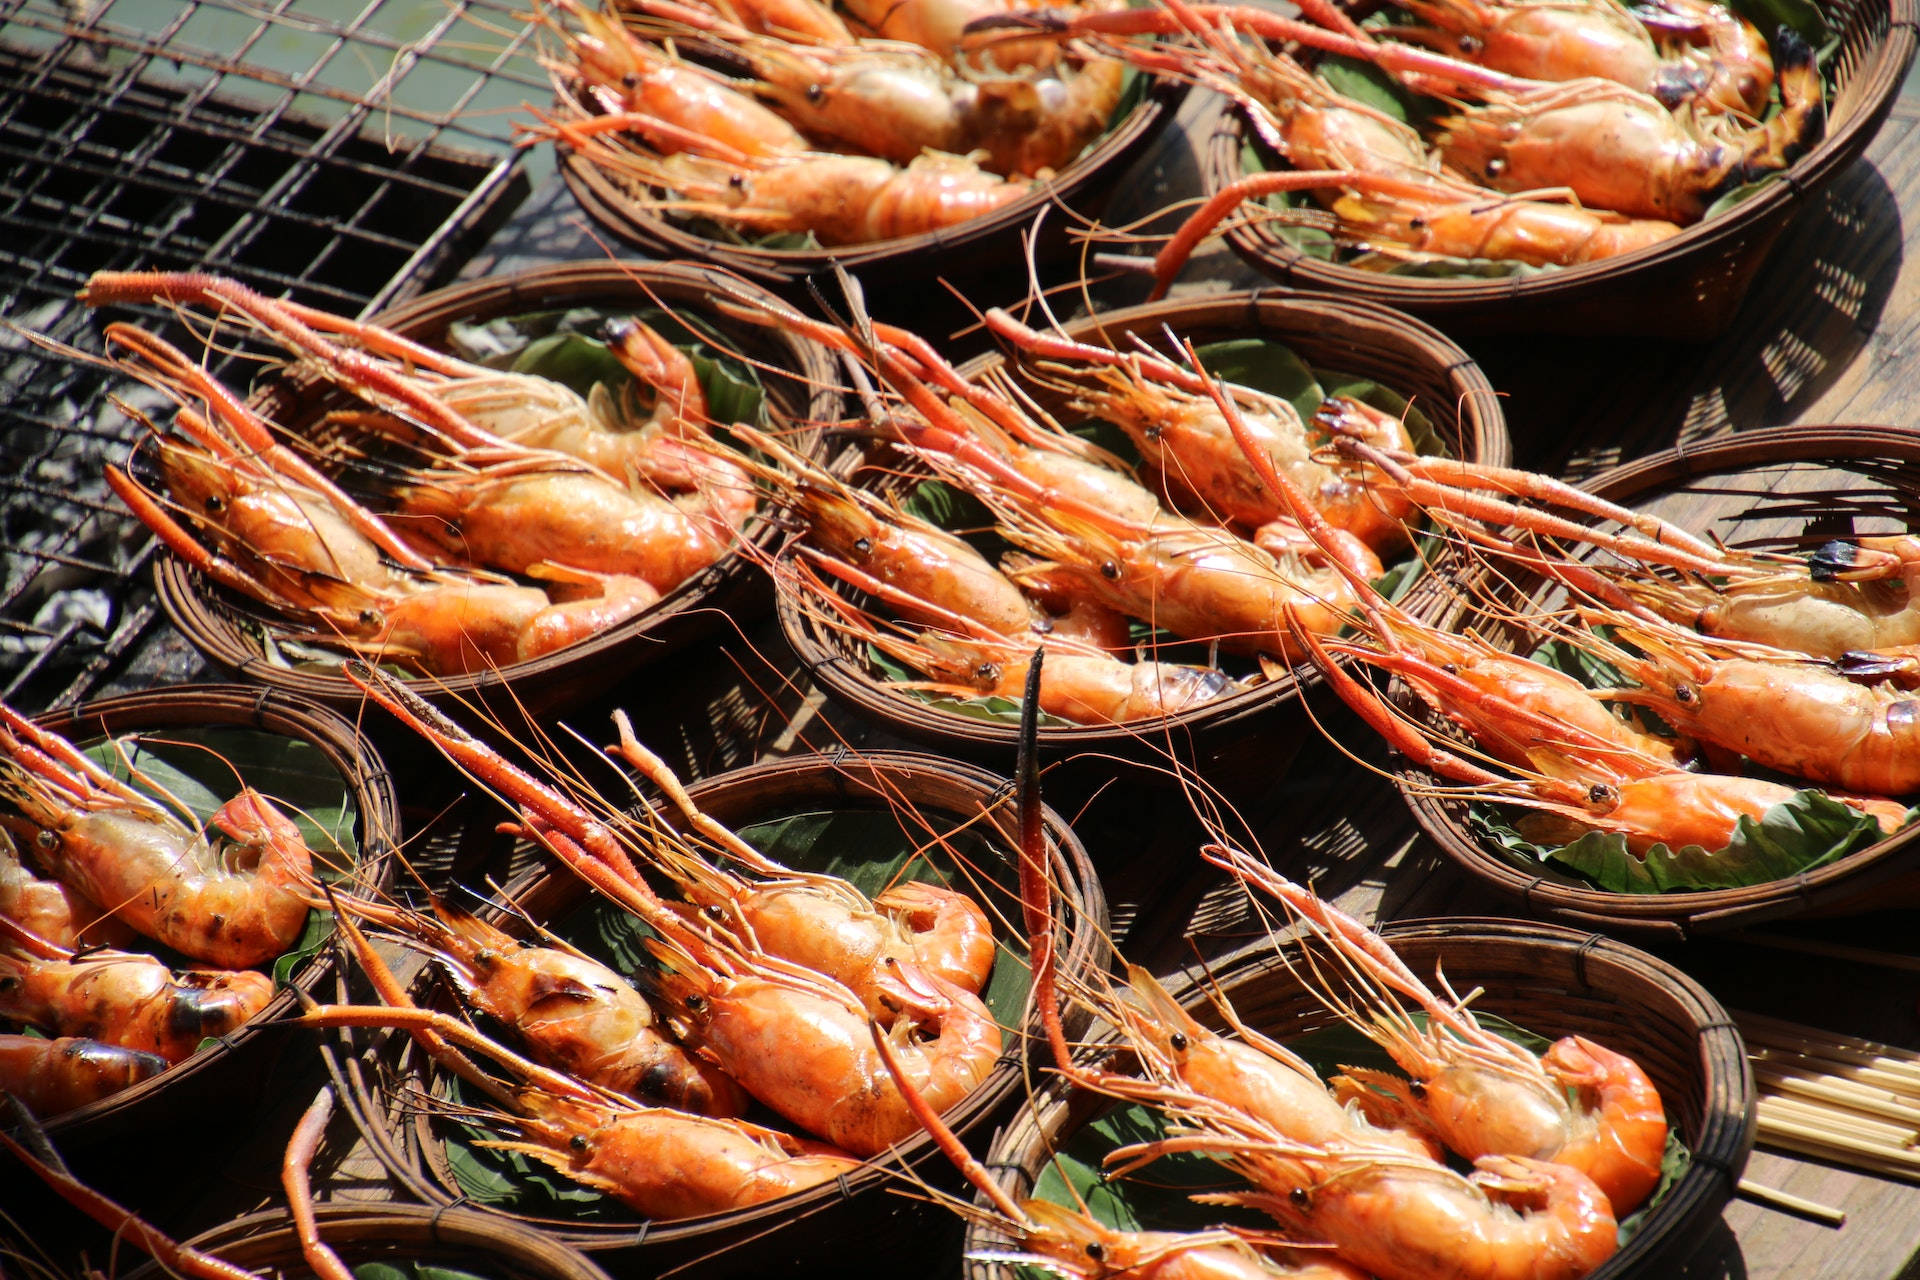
[0, 0, 545, 712]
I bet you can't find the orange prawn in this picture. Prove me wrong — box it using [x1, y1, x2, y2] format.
[600, 711, 999, 1000]
[0, 829, 137, 951]
[1377, 0, 1773, 116]
[0, 917, 276, 1065]
[983, 309, 1416, 556]
[0, 1034, 168, 1118]
[329, 890, 748, 1116]
[0, 702, 314, 970]
[1208, 847, 1668, 1215]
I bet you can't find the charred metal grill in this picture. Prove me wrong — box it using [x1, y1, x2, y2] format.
[0, 0, 545, 712]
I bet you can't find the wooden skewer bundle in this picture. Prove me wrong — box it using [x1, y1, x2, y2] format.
[1737, 1010, 1920, 1184]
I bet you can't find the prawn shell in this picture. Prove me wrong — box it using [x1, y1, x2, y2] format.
[10, 686, 394, 1149]
[778, 290, 1509, 784]
[550, 61, 1184, 292]
[121, 1203, 614, 1280]
[1399, 425, 1920, 938]
[145, 261, 844, 727]
[971, 920, 1753, 1280]
[341, 750, 1107, 1269]
[1197, 0, 1914, 344]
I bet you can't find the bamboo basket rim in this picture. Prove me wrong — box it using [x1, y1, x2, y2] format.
[332, 748, 1111, 1254]
[1197, 0, 1917, 320]
[17, 684, 396, 1137]
[553, 71, 1186, 286]
[123, 1202, 617, 1280]
[1398, 424, 1920, 939]
[142, 260, 843, 717]
[777, 288, 1511, 757]
[970, 916, 1755, 1280]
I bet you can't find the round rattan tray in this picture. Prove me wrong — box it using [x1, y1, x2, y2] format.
[335, 749, 1107, 1276]
[1195, 0, 1916, 338]
[971, 917, 1755, 1279]
[1401, 425, 1920, 939]
[778, 288, 1510, 767]
[124, 1203, 616, 1280]
[15, 685, 395, 1145]
[146, 260, 842, 720]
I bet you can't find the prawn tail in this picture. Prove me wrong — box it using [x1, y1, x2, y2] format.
[1716, 27, 1824, 195]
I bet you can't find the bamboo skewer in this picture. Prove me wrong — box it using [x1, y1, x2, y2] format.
[1736, 1178, 1849, 1227]
[1734, 1010, 1920, 1195]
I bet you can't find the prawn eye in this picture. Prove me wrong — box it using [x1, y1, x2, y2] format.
[852, 536, 873, 557]
[1289, 1187, 1311, 1209]
[1084, 1242, 1105, 1261]
[1676, 684, 1698, 705]
[359, 609, 381, 628]
[570, 1134, 588, 1151]
[203, 493, 225, 513]
[1168, 1031, 1188, 1052]
[1587, 782, 1619, 806]
[1409, 1078, 1427, 1099]
[704, 903, 725, 921]
[975, 662, 1000, 683]
[621, 71, 642, 90]
[36, 829, 58, 853]
[684, 993, 707, 1013]
[806, 82, 825, 103]
[1457, 34, 1483, 53]
[1485, 157, 1506, 178]
[1441, 663, 1458, 675]
[1099, 560, 1121, 582]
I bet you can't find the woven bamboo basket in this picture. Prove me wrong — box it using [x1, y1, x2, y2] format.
[14, 686, 395, 1145]
[1195, 0, 1915, 339]
[334, 750, 1107, 1276]
[146, 261, 842, 721]
[553, 66, 1184, 296]
[1399, 426, 1920, 939]
[778, 290, 1510, 768]
[971, 918, 1755, 1279]
[123, 1204, 615, 1280]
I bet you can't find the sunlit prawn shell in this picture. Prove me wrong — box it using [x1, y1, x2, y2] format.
[326, 750, 1105, 1276]
[776, 289, 1509, 779]
[1197, 0, 1914, 337]
[6, 685, 394, 1148]
[968, 920, 1753, 1280]
[140, 260, 844, 722]
[543, 41, 1186, 294]
[1392, 426, 1920, 937]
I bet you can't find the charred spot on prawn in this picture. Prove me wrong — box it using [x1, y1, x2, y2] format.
[1809, 539, 1861, 582]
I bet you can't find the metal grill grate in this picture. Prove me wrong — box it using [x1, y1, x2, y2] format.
[0, 0, 546, 712]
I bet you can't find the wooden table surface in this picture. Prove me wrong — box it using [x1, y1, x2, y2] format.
[13, 79, 1920, 1280]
